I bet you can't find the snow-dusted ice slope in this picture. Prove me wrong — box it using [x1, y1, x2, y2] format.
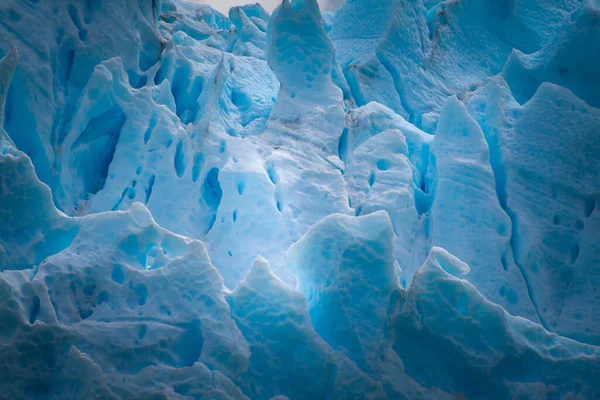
[1, 0, 599, 398]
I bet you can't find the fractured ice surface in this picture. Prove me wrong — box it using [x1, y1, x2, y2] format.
[468, 79, 600, 344]
[1, 0, 599, 398]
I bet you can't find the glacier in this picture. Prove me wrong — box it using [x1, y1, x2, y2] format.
[0, 0, 599, 398]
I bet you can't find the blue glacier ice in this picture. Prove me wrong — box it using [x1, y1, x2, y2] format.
[1, 0, 599, 398]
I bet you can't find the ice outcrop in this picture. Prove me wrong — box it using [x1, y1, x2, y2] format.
[1, 0, 599, 398]
[394, 248, 600, 399]
[426, 96, 538, 321]
[468, 78, 600, 344]
[502, 0, 600, 108]
[330, 0, 587, 132]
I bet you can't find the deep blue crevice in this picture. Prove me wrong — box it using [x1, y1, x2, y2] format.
[29, 296, 41, 324]
[266, 162, 278, 185]
[413, 143, 434, 216]
[584, 194, 597, 218]
[71, 106, 127, 196]
[171, 67, 203, 125]
[345, 65, 367, 109]
[192, 153, 205, 183]
[338, 127, 349, 164]
[202, 168, 222, 235]
[481, 121, 548, 330]
[112, 187, 129, 211]
[376, 51, 415, 124]
[174, 320, 204, 367]
[174, 140, 186, 178]
[145, 174, 156, 204]
[143, 115, 157, 144]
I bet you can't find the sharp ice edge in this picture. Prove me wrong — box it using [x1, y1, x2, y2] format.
[1, 0, 599, 398]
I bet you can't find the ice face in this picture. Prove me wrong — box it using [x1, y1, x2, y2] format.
[468, 79, 600, 344]
[1, 0, 599, 398]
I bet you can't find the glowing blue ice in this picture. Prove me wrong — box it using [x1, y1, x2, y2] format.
[1, 0, 599, 398]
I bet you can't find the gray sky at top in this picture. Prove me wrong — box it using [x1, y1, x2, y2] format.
[193, 0, 344, 14]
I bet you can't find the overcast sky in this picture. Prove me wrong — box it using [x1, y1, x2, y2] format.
[192, 0, 344, 14]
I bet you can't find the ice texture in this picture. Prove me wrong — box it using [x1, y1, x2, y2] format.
[1, 0, 599, 398]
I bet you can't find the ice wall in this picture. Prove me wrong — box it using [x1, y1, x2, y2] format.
[1, 0, 599, 398]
